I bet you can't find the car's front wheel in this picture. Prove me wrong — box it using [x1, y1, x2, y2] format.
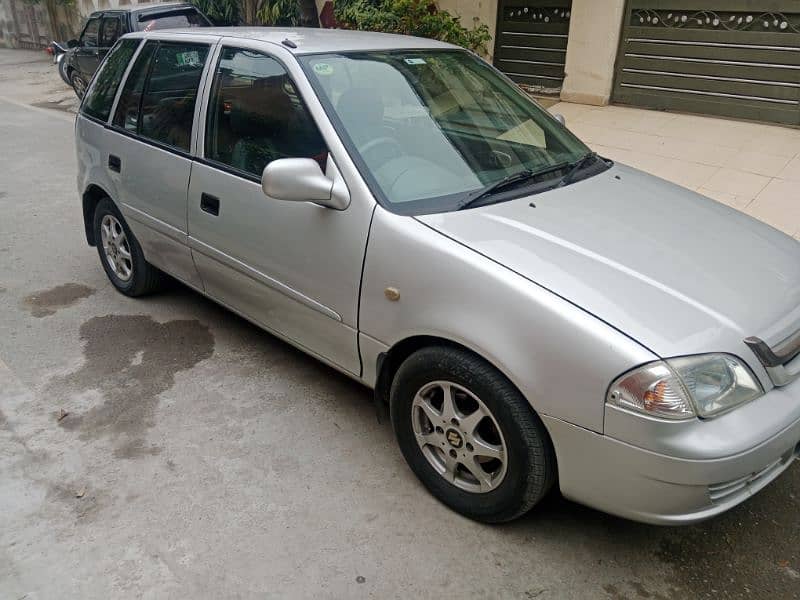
[93, 198, 164, 297]
[58, 57, 70, 86]
[70, 70, 88, 99]
[390, 346, 556, 523]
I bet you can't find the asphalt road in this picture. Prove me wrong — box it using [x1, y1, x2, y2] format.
[0, 78, 798, 599]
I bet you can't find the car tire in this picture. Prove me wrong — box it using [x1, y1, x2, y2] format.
[93, 197, 164, 297]
[58, 57, 70, 86]
[390, 346, 556, 523]
[70, 70, 88, 99]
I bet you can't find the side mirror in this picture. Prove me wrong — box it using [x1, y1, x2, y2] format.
[67, 39, 79, 48]
[553, 113, 566, 126]
[261, 158, 349, 210]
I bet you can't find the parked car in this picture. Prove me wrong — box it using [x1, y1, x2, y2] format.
[59, 2, 211, 98]
[75, 28, 800, 525]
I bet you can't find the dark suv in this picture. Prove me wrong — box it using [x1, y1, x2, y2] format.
[61, 2, 212, 97]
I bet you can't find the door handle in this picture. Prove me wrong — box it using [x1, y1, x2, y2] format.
[200, 193, 220, 216]
[108, 154, 121, 173]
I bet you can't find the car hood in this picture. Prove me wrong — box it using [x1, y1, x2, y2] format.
[417, 164, 800, 360]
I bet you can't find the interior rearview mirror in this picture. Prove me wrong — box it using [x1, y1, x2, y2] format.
[553, 113, 566, 126]
[261, 158, 349, 210]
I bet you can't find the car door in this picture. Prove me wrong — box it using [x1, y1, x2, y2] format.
[106, 36, 214, 290]
[187, 43, 374, 375]
[74, 16, 101, 78]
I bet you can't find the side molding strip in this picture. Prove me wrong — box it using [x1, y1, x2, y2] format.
[188, 236, 342, 322]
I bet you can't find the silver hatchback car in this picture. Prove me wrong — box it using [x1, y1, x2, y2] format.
[75, 28, 800, 525]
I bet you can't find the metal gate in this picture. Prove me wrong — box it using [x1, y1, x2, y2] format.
[493, 0, 573, 94]
[612, 1, 800, 126]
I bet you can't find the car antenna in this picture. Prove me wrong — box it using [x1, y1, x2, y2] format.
[281, 38, 297, 49]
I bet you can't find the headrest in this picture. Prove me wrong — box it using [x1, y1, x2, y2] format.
[335, 87, 384, 141]
[228, 76, 293, 137]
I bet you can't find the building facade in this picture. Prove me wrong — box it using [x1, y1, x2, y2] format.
[0, 0, 52, 48]
[0, 0, 168, 48]
[441, 0, 800, 126]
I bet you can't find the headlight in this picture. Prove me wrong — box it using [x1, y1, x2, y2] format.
[607, 354, 763, 420]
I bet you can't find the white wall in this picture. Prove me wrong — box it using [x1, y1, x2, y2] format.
[437, 0, 498, 58]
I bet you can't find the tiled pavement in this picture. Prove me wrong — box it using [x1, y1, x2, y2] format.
[546, 101, 800, 240]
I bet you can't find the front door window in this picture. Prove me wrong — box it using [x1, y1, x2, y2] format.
[99, 17, 121, 48]
[205, 47, 327, 178]
[80, 17, 100, 48]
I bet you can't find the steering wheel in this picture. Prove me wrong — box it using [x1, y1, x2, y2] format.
[358, 136, 403, 166]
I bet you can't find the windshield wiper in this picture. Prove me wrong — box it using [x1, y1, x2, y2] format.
[457, 162, 570, 211]
[557, 152, 599, 188]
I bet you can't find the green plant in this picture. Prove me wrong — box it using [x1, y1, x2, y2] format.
[334, 0, 491, 53]
[188, 0, 318, 25]
[189, 0, 241, 25]
[256, 0, 299, 25]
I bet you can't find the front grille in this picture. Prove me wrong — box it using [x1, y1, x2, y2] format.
[709, 449, 795, 504]
[745, 329, 800, 387]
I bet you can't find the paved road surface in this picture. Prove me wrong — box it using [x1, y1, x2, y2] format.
[0, 48, 77, 113]
[0, 91, 798, 599]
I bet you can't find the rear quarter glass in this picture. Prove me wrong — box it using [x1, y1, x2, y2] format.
[81, 38, 140, 122]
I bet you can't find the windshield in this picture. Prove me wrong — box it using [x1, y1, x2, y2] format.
[300, 50, 592, 214]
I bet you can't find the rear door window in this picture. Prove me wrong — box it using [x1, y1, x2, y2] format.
[81, 38, 140, 122]
[81, 17, 100, 48]
[112, 41, 209, 153]
[139, 43, 209, 151]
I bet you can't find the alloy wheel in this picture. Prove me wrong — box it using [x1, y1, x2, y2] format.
[411, 380, 508, 493]
[100, 214, 133, 282]
[72, 74, 86, 98]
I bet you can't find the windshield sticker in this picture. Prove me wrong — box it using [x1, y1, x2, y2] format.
[313, 63, 334, 76]
[404, 58, 427, 65]
[176, 51, 201, 67]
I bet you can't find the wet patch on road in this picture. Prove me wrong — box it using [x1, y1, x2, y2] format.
[602, 581, 676, 600]
[112, 438, 163, 460]
[656, 462, 800, 599]
[46, 482, 104, 523]
[52, 315, 214, 457]
[31, 98, 77, 114]
[22, 283, 95, 317]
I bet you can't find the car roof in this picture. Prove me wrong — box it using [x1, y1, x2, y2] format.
[124, 26, 459, 54]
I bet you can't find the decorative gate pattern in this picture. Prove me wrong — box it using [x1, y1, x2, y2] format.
[613, 1, 800, 125]
[493, 0, 573, 94]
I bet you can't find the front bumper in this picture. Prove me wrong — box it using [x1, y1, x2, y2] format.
[542, 391, 800, 525]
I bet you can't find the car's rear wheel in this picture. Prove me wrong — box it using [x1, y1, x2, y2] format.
[390, 346, 556, 523]
[93, 198, 164, 297]
[70, 70, 88, 99]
